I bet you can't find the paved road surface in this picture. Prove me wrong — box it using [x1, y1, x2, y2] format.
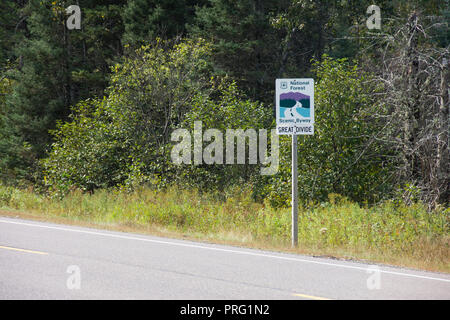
[0, 216, 449, 299]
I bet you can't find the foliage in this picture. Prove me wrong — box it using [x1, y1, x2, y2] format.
[122, 0, 205, 46]
[189, 0, 289, 102]
[42, 38, 214, 195]
[262, 56, 393, 206]
[0, 0, 448, 209]
[173, 79, 273, 193]
[41, 98, 130, 195]
[366, 10, 449, 206]
[0, 0, 127, 183]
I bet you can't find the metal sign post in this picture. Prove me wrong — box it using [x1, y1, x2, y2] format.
[275, 78, 314, 248]
[291, 134, 298, 247]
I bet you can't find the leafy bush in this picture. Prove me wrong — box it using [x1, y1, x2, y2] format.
[42, 98, 132, 195]
[173, 79, 273, 193]
[42, 38, 214, 195]
[43, 36, 279, 198]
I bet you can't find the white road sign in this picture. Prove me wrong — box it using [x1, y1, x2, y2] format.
[276, 79, 314, 135]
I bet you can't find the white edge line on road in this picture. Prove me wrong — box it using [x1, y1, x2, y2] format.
[1, 218, 449, 283]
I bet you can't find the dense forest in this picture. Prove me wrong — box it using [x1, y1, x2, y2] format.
[0, 0, 448, 209]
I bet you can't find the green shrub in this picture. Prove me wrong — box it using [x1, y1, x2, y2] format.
[42, 38, 214, 195]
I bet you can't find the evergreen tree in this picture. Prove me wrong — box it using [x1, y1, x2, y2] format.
[189, 0, 289, 103]
[1, 0, 68, 181]
[122, 0, 205, 46]
[66, 0, 126, 99]
[0, 0, 127, 183]
[0, 1, 22, 68]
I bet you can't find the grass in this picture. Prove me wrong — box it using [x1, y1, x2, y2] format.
[0, 184, 448, 273]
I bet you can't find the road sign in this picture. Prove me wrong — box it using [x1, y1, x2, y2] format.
[275, 78, 315, 247]
[275, 79, 314, 135]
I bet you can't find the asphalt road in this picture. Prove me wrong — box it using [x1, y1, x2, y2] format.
[0, 216, 449, 300]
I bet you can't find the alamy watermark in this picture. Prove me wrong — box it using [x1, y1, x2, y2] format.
[366, 265, 381, 290]
[366, 5, 381, 30]
[171, 121, 279, 175]
[66, 5, 81, 30]
[66, 265, 81, 290]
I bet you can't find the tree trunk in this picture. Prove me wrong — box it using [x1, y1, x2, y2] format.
[437, 57, 449, 204]
[402, 12, 420, 183]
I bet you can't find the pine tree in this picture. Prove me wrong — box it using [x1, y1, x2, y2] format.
[0, 1, 66, 180]
[189, 0, 288, 103]
[0, 0, 127, 182]
[0, 1, 21, 67]
[122, 0, 205, 46]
